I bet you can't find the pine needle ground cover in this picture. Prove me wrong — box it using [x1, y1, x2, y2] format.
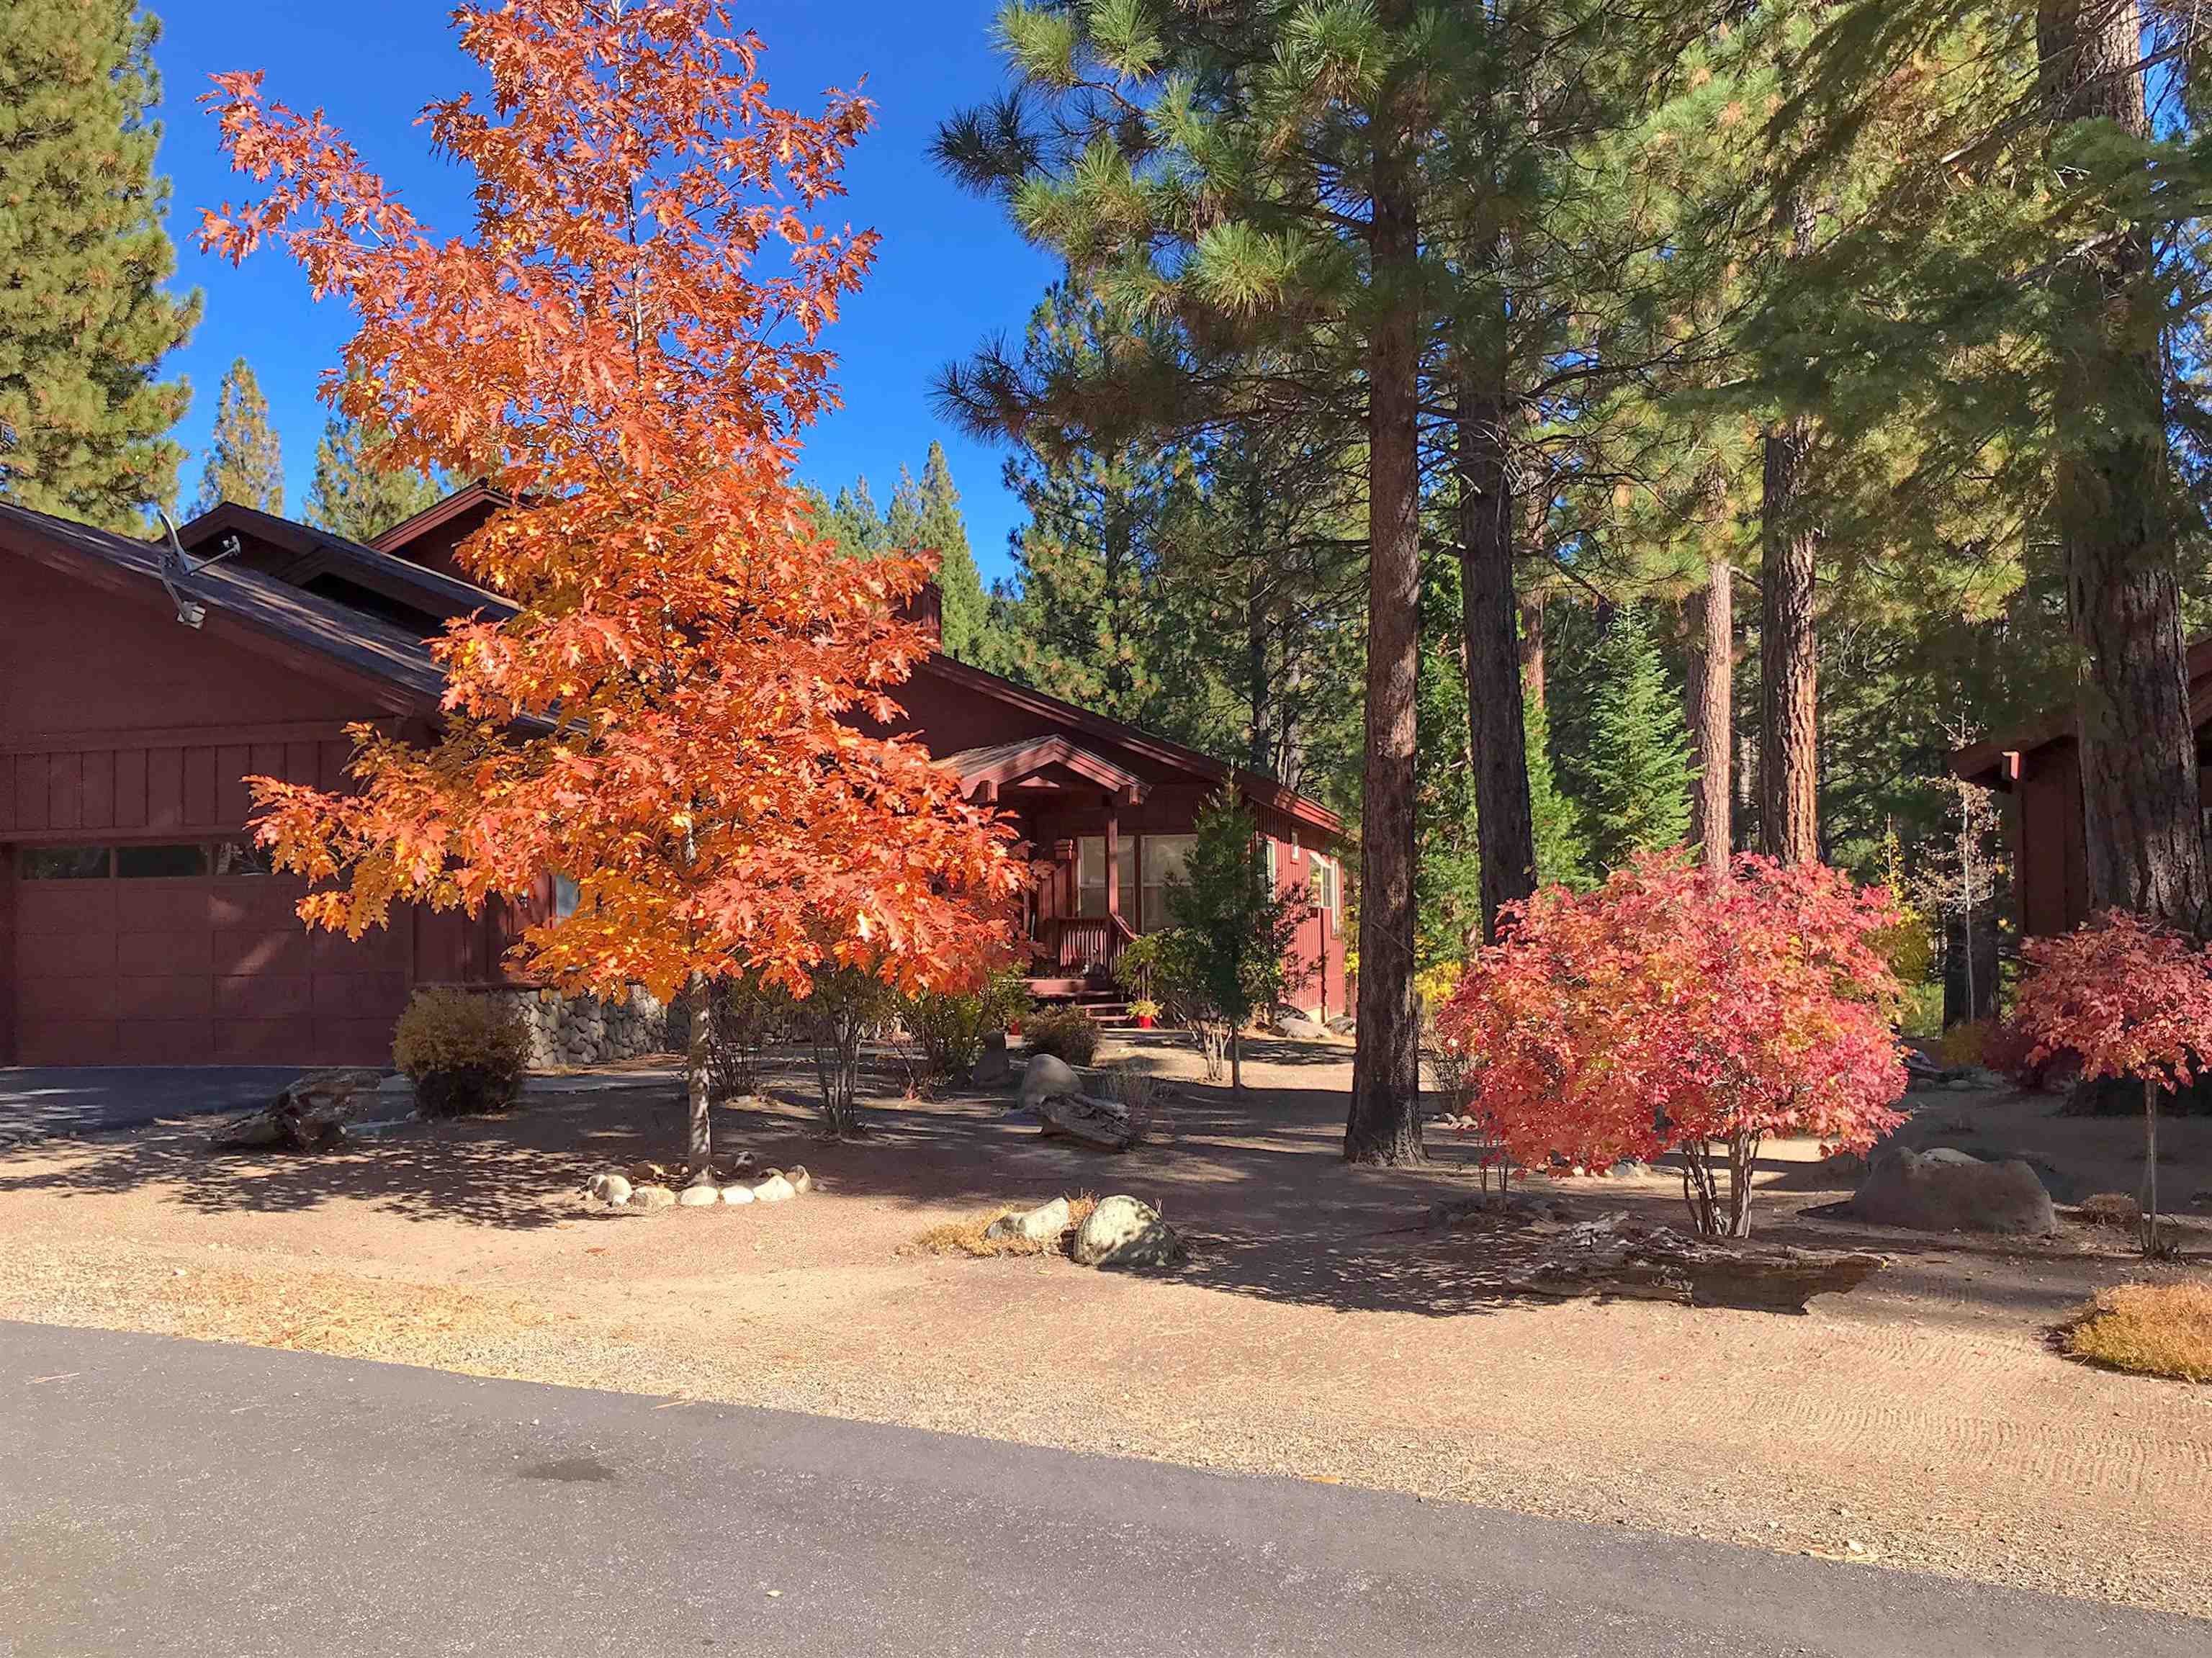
[2061, 1283, 2212, 1383]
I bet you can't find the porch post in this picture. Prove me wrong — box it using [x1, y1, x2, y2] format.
[1105, 808, 1121, 927]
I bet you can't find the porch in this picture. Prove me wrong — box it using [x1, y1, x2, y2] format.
[939, 736, 1191, 1004]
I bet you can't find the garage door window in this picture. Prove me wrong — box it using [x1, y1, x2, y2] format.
[114, 844, 211, 878]
[17, 846, 111, 880]
[214, 839, 276, 876]
[17, 843, 232, 880]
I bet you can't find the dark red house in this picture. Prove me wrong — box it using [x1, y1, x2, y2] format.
[0, 488, 1346, 1066]
[1951, 640, 2212, 939]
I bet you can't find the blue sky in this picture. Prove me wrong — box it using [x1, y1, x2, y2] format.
[147, 0, 1054, 580]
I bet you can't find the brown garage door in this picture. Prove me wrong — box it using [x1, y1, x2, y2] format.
[9, 840, 407, 1065]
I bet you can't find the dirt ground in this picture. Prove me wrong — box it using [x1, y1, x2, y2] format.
[2, 1035, 2208, 1622]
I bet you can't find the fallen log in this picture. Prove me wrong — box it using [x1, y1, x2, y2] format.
[1510, 1223, 1885, 1313]
[208, 1068, 386, 1154]
[1035, 1092, 1138, 1152]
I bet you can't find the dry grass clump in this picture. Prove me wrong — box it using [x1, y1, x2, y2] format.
[908, 1194, 1099, 1259]
[2061, 1282, 2212, 1383]
[2074, 1192, 2143, 1230]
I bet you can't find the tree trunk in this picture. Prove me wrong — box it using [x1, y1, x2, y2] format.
[2142, 1077, 2161, 1256]
[1519, 593, 1546, 708]
[1346, 90, 1426, 1167]
[1458, 354, 1538, 945]
[1231, 1027, 1243, 1093]
[685, 972, 711, 1169]
[1686, 556, 1732, 875]
[1759, 413, 1820, 865]
[2038, 0, 2208, 930]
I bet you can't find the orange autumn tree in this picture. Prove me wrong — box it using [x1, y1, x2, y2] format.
[200, 1, 1022, 1161]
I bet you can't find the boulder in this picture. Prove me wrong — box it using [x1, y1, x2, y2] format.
[1843, 1145, 2056, 1235]
[1020, 1053, 1081, 1110]
[629, 1184, 677, 1212]
[587, 1173, 633, 1207]
[984, 1196, 1072, 1243]
[1071, 1194, 1188, 1269]
[721, 1184, 756, 1205]
[1326, 1015, 1357, 1037]
[786, 1166, 813, 1194]
[678, 1182, 719, 1207]
[752, 1173, 798, 1204]
[1275, 1014, 1329, 1041]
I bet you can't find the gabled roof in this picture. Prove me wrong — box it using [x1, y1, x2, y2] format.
[179, 500, 512, 626]
[940, 735, 1151, 803]
[1953, 635, 2212, 787]
[0, 499, 449, 713]
[367, 479, 508, 559]
[914, 654, 1345, 839]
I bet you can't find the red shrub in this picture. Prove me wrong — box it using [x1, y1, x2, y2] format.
[1437, 852, 1909, 1237]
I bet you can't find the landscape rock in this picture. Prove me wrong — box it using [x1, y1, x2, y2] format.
[678, 1182, 719, 1207]
[587, 1173, 633, 1207]
[752, 1173, 798, 1204]
[1607, 1159, 1649, 1179]
[721, 1184, 755, 1204]
[1843, 1145, 2057, 1235]
[984, 1196, 1072, 1243]
[786, 1166, 813, 1194]
[1020, 1053, 1081, 1110]
[1274, 1014, 1329, 1041]
[1325, 1015, 1357, 1037]
[1071, 1194, 1188, 1269]
[629, 1184, 677, 1212]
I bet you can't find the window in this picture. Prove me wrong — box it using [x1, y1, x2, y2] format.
[215, 839, 276, 876]
[1311, 855, 1340, 926]
[1141, 834, 1195, 933]
[18, 845, 109, 880]
[552, 873, 583, 919]
[115, 843, 210, 879]
[1076, 837, 1107, 918]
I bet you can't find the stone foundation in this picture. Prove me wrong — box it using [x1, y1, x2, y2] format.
[493, 986, 670, 1070]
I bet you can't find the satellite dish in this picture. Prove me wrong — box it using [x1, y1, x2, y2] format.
[152, 508, 207, 629]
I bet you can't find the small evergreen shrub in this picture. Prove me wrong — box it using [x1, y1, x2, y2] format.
[392, 987, 531, 1115]
[900, 970, 1032, 1083]
[1025, 1007, 1100, 1066]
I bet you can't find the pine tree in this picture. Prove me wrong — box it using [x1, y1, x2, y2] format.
[821, 475, 889, 557]
[194, 358, 283, 515]
[1163, 790, 1301, 1091]
[305, 410, 441, 543]
[0, 0, 197, 529]
[1524, 688, 1590, 890]
[1584, 611, 1694, 870]
[897, 443, 992, 662]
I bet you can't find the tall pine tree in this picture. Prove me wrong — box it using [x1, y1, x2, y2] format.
[305, 409, 441, 543]
[1583, 611, 1694, 870]
[0, 0, 197, 529]
[194, 357, 283, 515]
[886, 443, 992, 662]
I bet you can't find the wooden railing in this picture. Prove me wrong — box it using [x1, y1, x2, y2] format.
[1040, 914, 1138, 973]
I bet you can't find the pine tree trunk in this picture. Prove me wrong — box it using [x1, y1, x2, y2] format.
[1519, 595, 1545, 708]
[1686, 556, 1732, 875]
[685, 972, 712, 1169]
[1246, 551, 1272, 778]
[1458, 357, 1538, 945]
[1759, 412, 1820, 865]
[1346, 89, 1426, 1167]
[2038, 0, 2208, 929]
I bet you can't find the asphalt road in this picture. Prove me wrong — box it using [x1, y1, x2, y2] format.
[0, 1067, 305, 1144]
[1, 1323, 2198, 1657]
